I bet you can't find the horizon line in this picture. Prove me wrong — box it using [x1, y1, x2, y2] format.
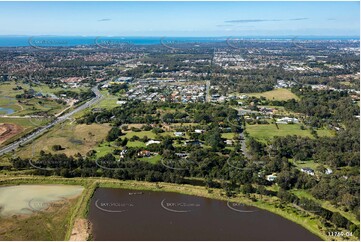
[0, 35, 359, 38]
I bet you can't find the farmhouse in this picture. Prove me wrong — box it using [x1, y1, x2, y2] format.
[119, 149, 127, 159]
[174, 132, 184, 137]
[137, 150, 151, 157]
[146, 140, 161, 146]
[325, 168, 333, 175]
[276, 117, 299, 124]
[301, 167, 315, 176]
[184, 140, 203, 146]
[266, 174, 277, 182]
[116, 100, 127, 105]
[224, 140, 233, 145]
[175, 152, 189, 158]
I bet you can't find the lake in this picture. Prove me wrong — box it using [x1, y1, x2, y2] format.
[0, 107, 14, 115]
[88, 188, 321, 241]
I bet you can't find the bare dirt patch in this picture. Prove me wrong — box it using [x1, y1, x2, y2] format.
[0, 123, 24, 144]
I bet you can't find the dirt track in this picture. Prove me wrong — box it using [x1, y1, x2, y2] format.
[0, 123, 24, 144]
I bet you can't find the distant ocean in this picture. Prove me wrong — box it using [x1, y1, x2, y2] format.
[0, 36, 358, 47]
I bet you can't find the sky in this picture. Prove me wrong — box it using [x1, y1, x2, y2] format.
[0, 1, 359, 37]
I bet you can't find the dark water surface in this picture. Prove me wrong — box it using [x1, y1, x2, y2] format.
[88, 188, 321, 241]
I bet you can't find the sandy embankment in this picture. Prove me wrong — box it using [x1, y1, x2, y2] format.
[69, 218, 92, 241]
[0, 123, 24, 144]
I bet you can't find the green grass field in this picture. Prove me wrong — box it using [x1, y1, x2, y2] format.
[93, 91, 120, 110]
[246, 123, 334, 143]
[0, 117, 47, 128]
[126, 140, 146, 148]
[245, 88, 299, 101]
[121, 130, 158, 139]
[14, 99, 66, 116]
[221, 132, 237, 139]
[95, 143, 116, 158]
[139, 154, 162, 164]
[292, 160, 320, 170]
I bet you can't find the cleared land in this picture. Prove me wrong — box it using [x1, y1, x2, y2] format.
[0, 117, 49, 148]
[0, 123, 24, 145]
[292, 160, 321, 171]
[17, 123, 111, 158]
[245, 88, 299, 101]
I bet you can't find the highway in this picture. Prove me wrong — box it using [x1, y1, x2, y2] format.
[0, 85, 103, 156]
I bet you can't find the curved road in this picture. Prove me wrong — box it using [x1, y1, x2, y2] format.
[0, 85, 102, 156]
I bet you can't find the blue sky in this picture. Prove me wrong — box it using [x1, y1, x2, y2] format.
[0, 1, 359, 36]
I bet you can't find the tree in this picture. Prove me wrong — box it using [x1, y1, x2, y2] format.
[162, 137, 174, 151]
[106, 127, 122, 142]
[276, 169, 297, 190]
[241, 183, 254, 194]
[331, 212, 349, 228]
[52, 145, 64, 151]
[205, 127, 224, 151]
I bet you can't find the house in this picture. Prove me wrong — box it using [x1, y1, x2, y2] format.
[35, 92, 44, 98]
[301, 167, 315, 176]
[325, 168, 333, 175]
[175, 153, 189, 158]
[174, 132, 184, 137]
[260, 107, 274, 114]
[240, 95, 248, 100]
[116, 100, 127, 105]
[276, 117, 299, 124]
[184, 140, 203, 146]
[114, 77, 133, 83]
[266, 174, 277, 182]
[137, 150, 151, 157]
[119, 149, 127, 159]
[145, 140, 161, 146]
[224, 140, 233, 145]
